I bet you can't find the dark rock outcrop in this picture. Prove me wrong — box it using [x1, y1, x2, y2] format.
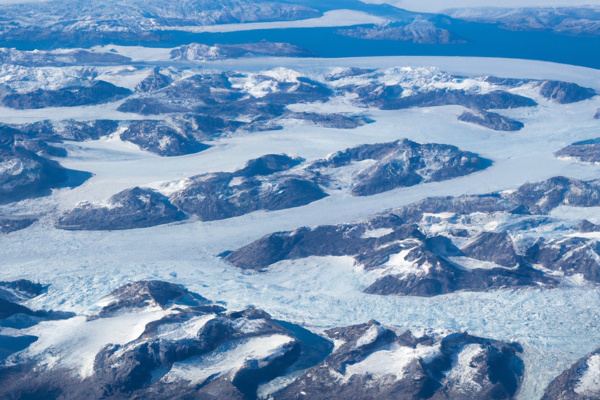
[223, 221, 392, 271]
[462, 232, 521, 267]
[0, 279, 47, 303]
[96, 280, 209, 318]
[539, 80, 596, 104]
[0, 280, 331, 400]
[117, 72, 243, 117]
[578, 219, 600, 233]
[364, 264, 553, 297]
[555, 137, 600, 163]
[527, 237, 600, 283]
[56, 187, 186, 231]
[234, 154, 303, 178]
[360, 88, 537, 111]
[116, 98, 189, 115]
[338, 20, 464, 44]
[56, 136, 495, 230]
[171, 173, 327, 222]
[311, 139, 492, 196]
[136, 68, 173, 93]
[0, 48, 132, 67]
[121, 120, 210, 157]
[509, 176, 600, 214]
[54, 119, 119, 142]
[56, 153, 326, 228]
[0, 129, 91, 204]
[174, 113, 246, 141]
[458, 109, 524, 131]
[0, 0, 321, 47]
[227, 218, 555, 297]
[447, 6, 600, 36]
[10, 119, 118, 143]
[0, 217, 37, 233]
[290, 112, 373, 129]
[2, 80, 132, 109]
[118, 70, 336, 132]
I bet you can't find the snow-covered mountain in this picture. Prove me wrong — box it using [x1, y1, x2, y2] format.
[0, 279, 525, 400]
[226, 176, 600, 297]
[543, 347, 600, 399]
[170, 42, 314, 61]
[0, 28, 599, 400]
[446, 6, 600, 36]
[337, 19, 465, 44]
[0, 0, 321, 36]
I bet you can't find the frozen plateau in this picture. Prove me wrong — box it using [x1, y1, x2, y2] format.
[0, 1, 600, 400]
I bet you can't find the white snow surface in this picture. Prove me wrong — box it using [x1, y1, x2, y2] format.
[450, 256, 514, 271]
[164, 334, 294, 385]
[155, 314, 216, 341]
[362, 227, 394, 238]
[384, 248, 428, 276]
[355, 324, 386, 348]
[0, 56, 600, 400]
[16, 309, 169, 378]
[345, 342, 439, 381]
[444, 344, 487, 394]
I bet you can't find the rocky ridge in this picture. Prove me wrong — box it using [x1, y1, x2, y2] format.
[0, 0, 321, 44]
[543, 347, 600, 399]
[556, 137, 600, 163]
[170, 41, 313, 61]
[226, 176, 600, 297]
[0, 124, 91, 204]
[458, 110, 524, 131]
[56, 140, 491, 229]
[337, 19, 465, 44]
[0, 279, 526, 400]
[446, 7, 600, 37]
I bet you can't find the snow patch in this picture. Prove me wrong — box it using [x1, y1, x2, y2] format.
[345, 342, 440, 381]
[450, 256, 515, 271]
[444, 344, 486, 394]
[148, 178, 192, 196]
[19, 309, 168, 378]
[164, 334, 294, 385]
[384, 248, 430, 276]
[575, 354, 600, 396]
[332, 338, 346, 352]
[156, 314, 216, 341]
[355, 324, 386, 348]
[361, 228, 394, 238]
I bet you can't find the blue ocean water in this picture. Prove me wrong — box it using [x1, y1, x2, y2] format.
[2, 16, 598, 69]
[157, 21, 600, 69]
